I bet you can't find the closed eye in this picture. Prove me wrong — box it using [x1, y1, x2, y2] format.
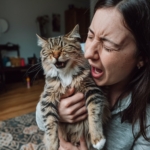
[68, 44, 80, 50]
[104, 47, 112, 52]
[87, 34, 93, 40]
[41, 49, 53, 57]
[104, 46, 118, 52]
[41, 50, 48, 56]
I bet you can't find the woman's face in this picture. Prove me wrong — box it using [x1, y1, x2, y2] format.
[85, 8, 139, 88]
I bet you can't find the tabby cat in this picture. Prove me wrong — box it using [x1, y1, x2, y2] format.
[37, 25, 110, 150]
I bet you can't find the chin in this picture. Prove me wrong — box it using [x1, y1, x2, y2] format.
[93, 78, 106, 87]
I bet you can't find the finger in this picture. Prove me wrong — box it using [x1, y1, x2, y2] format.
[67, 100, 86, 115]
[74, 113, 88, 123]
[70, 106, 87, 119]
[59, 137, 73, 149]
[58, 127, 63, 139]
[58, 146, 65, 150]
[79, 137, 88, 150]
[58, 128, 69, 146]
[69, 112, 88, 123]
[62, 93, 84, 107]
[58, 147, 61, 150]
[59, 132, 76, 150]
[61, 88, 75, 99]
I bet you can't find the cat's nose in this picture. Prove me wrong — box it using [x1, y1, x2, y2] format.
[52, 51, 61, 59]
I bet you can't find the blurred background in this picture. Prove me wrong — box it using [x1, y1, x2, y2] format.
[0, 0, 98, 121]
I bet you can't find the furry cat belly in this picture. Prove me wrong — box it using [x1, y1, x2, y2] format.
[41, 72, 109, 150]
[59, 120, 90, 147]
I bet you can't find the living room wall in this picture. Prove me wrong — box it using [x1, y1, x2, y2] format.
[0, 0, 89, 63]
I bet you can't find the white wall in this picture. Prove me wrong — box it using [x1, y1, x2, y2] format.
[0, 0, 89, 63]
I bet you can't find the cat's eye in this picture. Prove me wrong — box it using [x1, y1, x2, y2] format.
[68, 44, 77, 49]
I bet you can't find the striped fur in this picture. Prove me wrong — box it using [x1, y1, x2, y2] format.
[37, 25, 110, 150]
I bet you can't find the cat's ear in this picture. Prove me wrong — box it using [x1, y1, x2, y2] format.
[36, 34, 48, 47]
[66, 24, 81, 39]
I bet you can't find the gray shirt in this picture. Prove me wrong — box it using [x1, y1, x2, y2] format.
[36, 94, 150, 150]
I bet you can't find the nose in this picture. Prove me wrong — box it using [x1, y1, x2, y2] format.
[52, 50, 61, 59]
[84, 41, 100, 60]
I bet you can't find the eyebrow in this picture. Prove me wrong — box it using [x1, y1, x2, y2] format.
[88, 28, 94, 35]
[88, 28, 120, 48]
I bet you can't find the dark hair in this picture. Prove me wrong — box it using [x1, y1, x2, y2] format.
[94, 0, 150, 141]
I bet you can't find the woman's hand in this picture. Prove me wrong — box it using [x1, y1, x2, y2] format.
[58, 129, 88, 150]
[58, 88, 87, 123]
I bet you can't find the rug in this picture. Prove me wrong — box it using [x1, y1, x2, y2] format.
[0, 112, 45, 150]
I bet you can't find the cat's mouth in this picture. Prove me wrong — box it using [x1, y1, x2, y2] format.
[54, 60, 69, 69]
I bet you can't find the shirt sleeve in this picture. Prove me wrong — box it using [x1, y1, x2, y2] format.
[35, 101, 45, 131]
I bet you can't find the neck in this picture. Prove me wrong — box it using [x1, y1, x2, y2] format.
[107, 81, 129, 109]
[108, 88, 122, 109]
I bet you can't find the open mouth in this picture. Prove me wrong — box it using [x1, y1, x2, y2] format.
[54, 60, 69, 69]
[91, 66, 103, 78]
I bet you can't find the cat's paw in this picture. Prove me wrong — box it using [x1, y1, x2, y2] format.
[93, 138, 106, 150]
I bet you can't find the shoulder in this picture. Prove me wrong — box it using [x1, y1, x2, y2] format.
[134, 104, 150, 132]
[132, 104, 150, 149]
[146, 104, 150, 125]
[146, 103, 150, 113]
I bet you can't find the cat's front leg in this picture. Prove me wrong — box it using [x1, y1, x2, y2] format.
[86, 92, 106, 150]
[43, 121, 59, 150]
[41, 97, 59, 150]
[88, 102, 106, 150]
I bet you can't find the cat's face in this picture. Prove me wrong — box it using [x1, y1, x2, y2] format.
[37, 25, 84, 76]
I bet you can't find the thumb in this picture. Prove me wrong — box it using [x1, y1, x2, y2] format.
[79, 136, 87, 149]
[61, 88, 75, 99]
[58, 128, 71, 147]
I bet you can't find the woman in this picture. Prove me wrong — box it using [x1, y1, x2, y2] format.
[36, 0, 150, 149]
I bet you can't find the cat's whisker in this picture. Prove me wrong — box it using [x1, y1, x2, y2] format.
[24, 63, 42, 76]
[70, 57, 82, 61]
[31, 62, 41, 66]
[71, 58, 84, 65]
[27, 65, 42, 74]
[31, 68, 43, 84]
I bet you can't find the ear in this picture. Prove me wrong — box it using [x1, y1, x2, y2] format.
[36, 34, 48, 47]
[66, 24, 81, 39]
[137, 56, 144, 69]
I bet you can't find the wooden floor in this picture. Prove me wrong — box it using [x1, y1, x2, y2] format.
[0, 79, 45, 121]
